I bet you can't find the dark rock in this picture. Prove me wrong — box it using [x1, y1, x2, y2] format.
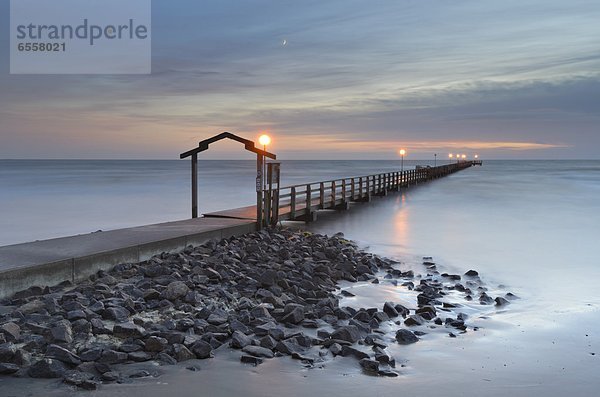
[45, 344, 81, 365]
[1, 322, 21, 342]
[98, 349, 128, 364]
[0, 362, 19, 374]
[28, 358, 67, 378]
[240, 355, 263, 365]
[161, 281, 189, 301]
[383, 302, 399, 318]
[66, 310, 87, 321]
[495, 297, 510, 306]
[63, 370, 96, 389]
[145, 336, 168, 352]
[103, 307, 130, 322]
[172, 344, 195, 362]
[190, 340, 213, 359]
[230, 331, 252, 349]
[242, 345, 274, 358]
[464, 270, 479, 277]
[128, 351, 152, 362]
[359, 358, 379, 373]
[330, 325, 361, 343]
[275, 340, 302, 355]
[378, 370, 399, 377]
[341, 290, 355, 297]
[156, 352, 178, 365]
[90, 318, 111, 335]
[259, 335, 277, 350]
[395, 329, 419, 344]
[0, 342, 17, 362]
[340, 345, 370, 360]
[113, 322, 145, 339]
[206, 313, 228, 325]
[79, 348, 103, 362]
[281, 305, 304, 324]
[50, 321, 73, 344]
[101, 371, 120, 381]
[404, 314, 426, 326]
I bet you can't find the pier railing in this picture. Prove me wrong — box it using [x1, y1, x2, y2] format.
[263, 161, 474, 225]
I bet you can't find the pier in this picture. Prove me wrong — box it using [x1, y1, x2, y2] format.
[0, 133, 477, 299]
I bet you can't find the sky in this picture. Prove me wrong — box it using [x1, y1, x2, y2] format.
[1, 0, 599, 160]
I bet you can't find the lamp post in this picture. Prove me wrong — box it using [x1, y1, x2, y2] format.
[399, 149, 406, 172]
[449, 153, 453, 164]
[258, 134, 271, 191]
[434, 153, 437, 167]
[462, 154, 466, 162]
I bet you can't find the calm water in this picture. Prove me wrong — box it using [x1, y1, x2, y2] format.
[1, 159, 599, 396]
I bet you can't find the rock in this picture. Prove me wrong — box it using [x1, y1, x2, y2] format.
[383, 302, 399, 318]
[90, 318, 111, 335]
[341, 290, 355, 297]
[259, 335, 277, 350]
[45, 344, 81, 365]
[242, 345, 274, 358]
[28, 358, 67, 378]
[206, 313, 228, 325]
[479, 293, 494, 305]
[404, 314, 426, 326]
[79, 348, 103, 362]
[230, 331, 252, 349]
[190, 340, 213, 359]
[103, 307, 130, 322]
[495, 297, 510, 306]
[329, 343, 342, 355]
[17, 300, 45, 314]
[98, 349, 128, 364]
[101, 371, 120, 381]
[340, 345, 370, 360]
[464, 270, 479, 277]
[128, 351, 152, 362]
[50, 321, 73, 344]
[275, 340, 302, 355]
[1, 322, 21, 342]
[172, 344, 195, 362]
[378, 370, 399, 377]
[161, 281, 189, 301]
[145, 336, 168, 352]
[62, 370, 96, 389]
[330, 325, 361, 343]
[0, 362, 19, 374]
[359, 358, 380, 373]
[395, 329, 419, 344]
[415, 306, 436, 320]
[113, 322, 145, 339]
[0, 342, 17, 362]
[281, 306, 304, 324]
[240, 355, 263, 365]
[257, 269, 278, 287]
[67, 310, 87, 321]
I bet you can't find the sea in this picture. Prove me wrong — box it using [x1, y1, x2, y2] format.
[0, 159, 599, 396]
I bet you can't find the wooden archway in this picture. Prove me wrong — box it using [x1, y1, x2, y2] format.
[180, 132, 276, 229]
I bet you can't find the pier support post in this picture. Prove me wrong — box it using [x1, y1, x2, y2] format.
[191, 153, 198, 218]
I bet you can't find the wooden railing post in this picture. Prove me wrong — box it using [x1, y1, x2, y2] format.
[290, 186, 296, 219]
[305, 184, 312, 221]
[351, 177, 355, 200]
[319, 182, 325, 209]
[359, 177, 363, 199]
[342, 179, 347, 203]
[331, 180, 336, 206]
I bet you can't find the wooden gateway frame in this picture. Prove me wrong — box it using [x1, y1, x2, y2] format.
[180, 132, 277, 229]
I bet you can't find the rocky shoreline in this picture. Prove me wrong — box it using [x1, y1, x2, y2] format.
[0, 228, 515, 390]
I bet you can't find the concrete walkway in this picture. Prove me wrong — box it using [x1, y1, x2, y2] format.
[0, 217, 255, 300]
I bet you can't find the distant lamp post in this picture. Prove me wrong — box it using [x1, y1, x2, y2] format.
[434, 153, 437, 167]
[259, 134, 271, 190]
[462, 154, 466, 161]
[474, 154, 479, 159]
[449, 153, 453, 164]
[399, 149, 406, 172]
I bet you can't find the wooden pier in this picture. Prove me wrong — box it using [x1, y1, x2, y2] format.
[205, 161, 475, 225]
